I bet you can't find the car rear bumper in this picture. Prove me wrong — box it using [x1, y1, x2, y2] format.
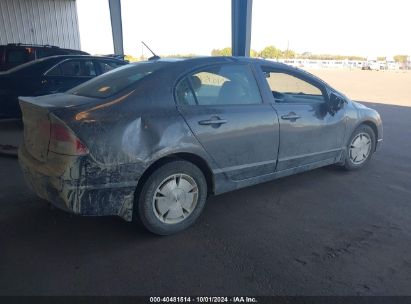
[18, 143, 137, 221]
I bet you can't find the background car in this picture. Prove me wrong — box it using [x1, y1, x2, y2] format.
[103, 54, 128, 61]
[18, 57, 383, 235]
[0, 43, 89, 71]
[0, 55, 127, 119]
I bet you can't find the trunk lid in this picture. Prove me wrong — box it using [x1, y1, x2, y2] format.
[20, 92, 98, 108]
[20, 97, 51, 162]
[19, 93, 98, 161]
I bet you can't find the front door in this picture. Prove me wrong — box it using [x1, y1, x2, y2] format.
[259, 66, 347, 171]
[176, 63, 280, 181]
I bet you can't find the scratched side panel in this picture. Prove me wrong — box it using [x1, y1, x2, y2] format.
[46, 68, 221, 220]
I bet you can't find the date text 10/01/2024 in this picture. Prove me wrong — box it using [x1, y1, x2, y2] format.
[149, 297, 258, 303]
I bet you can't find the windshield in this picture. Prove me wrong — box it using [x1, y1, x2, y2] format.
[68, 61, 169, 98]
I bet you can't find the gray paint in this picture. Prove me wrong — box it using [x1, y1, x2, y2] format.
[18, 57, 383, 222]
[0, 0, 81, 49]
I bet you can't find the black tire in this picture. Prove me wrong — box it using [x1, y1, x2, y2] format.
[343, 124, 376, 170]
[136, 160, 207, 235]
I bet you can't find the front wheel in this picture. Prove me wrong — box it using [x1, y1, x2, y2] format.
[136, 160, 207, 235]
[343, 125, 376, 170]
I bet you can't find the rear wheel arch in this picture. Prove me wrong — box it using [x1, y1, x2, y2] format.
[133, 152, 214, 212]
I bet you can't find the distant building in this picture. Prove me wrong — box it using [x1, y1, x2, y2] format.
[269, 58, 367, 70]
[0, 0, 81, 50]
[269, 57, 402, 70]
[405, 56, 411, 70]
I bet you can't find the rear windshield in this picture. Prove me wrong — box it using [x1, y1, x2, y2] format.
[68, 61, 168, 98]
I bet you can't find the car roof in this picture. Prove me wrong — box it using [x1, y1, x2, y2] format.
[2, 43, 66, 48]
[154, 55, 291, 69]
[43, 55, 126, 61]
[153, 56, 330, 88]
[0, 44, 89, 55]
[2, 55, 126, 75]
[121, 56, 323, 79]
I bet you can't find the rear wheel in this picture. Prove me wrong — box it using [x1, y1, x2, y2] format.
[344, 125, 375, 170]
[136, 160, 207, 235]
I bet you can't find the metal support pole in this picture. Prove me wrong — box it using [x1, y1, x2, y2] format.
[231, 0, 253, 57]
[108, 0, 124, 56]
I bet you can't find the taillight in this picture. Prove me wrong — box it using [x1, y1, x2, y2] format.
[48, 115, 88, 156]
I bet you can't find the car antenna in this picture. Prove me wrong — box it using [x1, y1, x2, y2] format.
[141, 41, 160, 61]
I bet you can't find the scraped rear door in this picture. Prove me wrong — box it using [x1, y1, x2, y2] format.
[176, 63, 279, 181]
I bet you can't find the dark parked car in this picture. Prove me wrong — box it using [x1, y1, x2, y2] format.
[0, 43, 89, 71]
[0, 55, 127, 118]
[18, 57, 383, 235]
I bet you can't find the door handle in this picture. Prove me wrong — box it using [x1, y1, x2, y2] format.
[281, 113, 301, 121]
[198, 118, 228, 126]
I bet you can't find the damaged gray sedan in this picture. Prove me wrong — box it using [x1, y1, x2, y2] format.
[18, 57, 383, 235]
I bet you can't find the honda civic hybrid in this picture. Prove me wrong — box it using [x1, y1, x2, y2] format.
[18, 57, 383, 235]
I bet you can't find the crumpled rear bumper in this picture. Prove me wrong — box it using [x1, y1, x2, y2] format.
[18, 143, 137, 221]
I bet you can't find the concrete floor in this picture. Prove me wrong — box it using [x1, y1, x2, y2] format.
[0, 102, 410, 296]
[0, 119, 22, 155]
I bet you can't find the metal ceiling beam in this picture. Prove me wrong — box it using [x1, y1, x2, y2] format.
[108, 0, 252, 57]
[231, 0, 253, 57]
[108, 0, 124, 56]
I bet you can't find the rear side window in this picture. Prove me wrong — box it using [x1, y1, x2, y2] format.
[98, 60, 124, 73]
[60, 60, 82, 76]
[46, 64, 62, 76]
[46, 60, 97, 77]
[176, 64, 262, 106]
[83, 61, 97, 76]
[69, 62, 167, 98]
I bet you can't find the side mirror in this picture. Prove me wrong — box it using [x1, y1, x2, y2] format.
[328, 92, 346, 115]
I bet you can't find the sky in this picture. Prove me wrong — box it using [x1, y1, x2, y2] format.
[76, 0, 411, 58]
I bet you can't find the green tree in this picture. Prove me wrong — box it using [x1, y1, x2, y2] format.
[211, 47, 259, 57]
[211, 47, 232, 56]
[394, 55, 408, 63]
[124, 54, 139, 62]
[283, 49, 296, 59]
[259, 46, 282, 59]
[250, 49, 259, 58]
[347, 55, 366, 61]
[163, 53, 197, 58]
